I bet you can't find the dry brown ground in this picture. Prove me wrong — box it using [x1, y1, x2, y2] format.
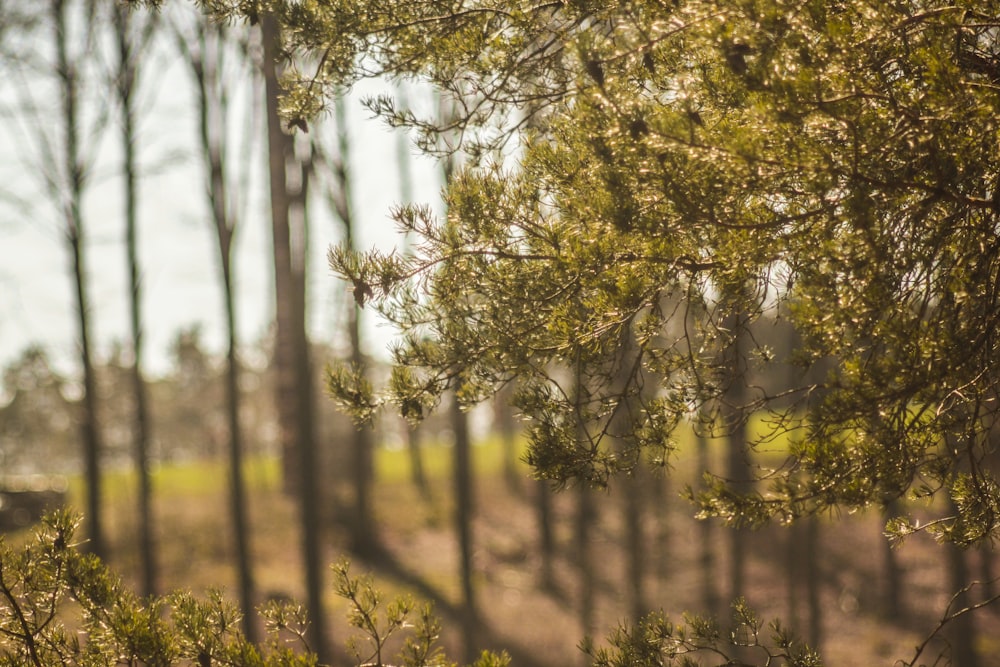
[99, 454, 1000, 667]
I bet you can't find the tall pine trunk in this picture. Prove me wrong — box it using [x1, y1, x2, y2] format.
[112, 2, 156, 599]
[720, 305, 751, 603]
[182, 16, 256, 641]
[260, 14, 328, 662]
[221, 237, 256, 643]
[394, 83, 430, 499]
[450, 392, 478, 664]
[331, 98, 377, 556]
[54, 0, 105, 560]
[616, 329, 647, 621]
[536, 479, 555, 589]
[695, 422, 719, 615]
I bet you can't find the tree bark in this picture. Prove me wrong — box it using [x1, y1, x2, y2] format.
[805, 515, 822, 650]
[623, 472, 647, 622]
[405, 425, 430, 500]
[332, 98, 377, 556]
[536, 479, 554, 589]
[260, 14, 328, 662]
[221, 241, 256, 644]
[394, 84, 431, 500]
[54, 0, 105, 561]
[496, 384, 522, 494]
[113, 1, 157, 599]
[881, 498, 904, 619]
[695, 424, 718, 616]
[182, 16, 256, 641]
[451, 392, 478, 664]
[721, 305, 751, 603]
[576, 482, 595, 666]
[945, 543, 979, 667]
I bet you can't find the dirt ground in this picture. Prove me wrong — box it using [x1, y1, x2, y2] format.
[101, 459, 1000, 667]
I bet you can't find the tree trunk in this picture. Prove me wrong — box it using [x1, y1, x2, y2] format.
[221, 248, 256, 644]
[576, 482, 595, 664]
[945, 544, 979, 667]
[113, 2, 157, 599]
[786, 521, 800, 633]
[649, 470, 670, 598]
[259, 15, 300, 497]
[405, 425, 430, 500]
[184, 17, 257, 641]
[721, 306, 751, 603]
[623, 472, 646, 622]
[613, 328, 646, 621]
[451, 392, 478, 663]
[54, 0, 105, 561]
[394, 83, 431, 500]
[536, 479, 555, 590]
[260, 15, 328, 661]
[334, 98, 377, 556]
[881, 498, 904, 619]
[945, 497, 979, 667]
[805, 516, 822, 650]
[695, 425, 718, 615]
[496, 384, 522, 494]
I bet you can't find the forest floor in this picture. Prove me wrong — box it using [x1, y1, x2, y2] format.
[88, 442, 1000, 667]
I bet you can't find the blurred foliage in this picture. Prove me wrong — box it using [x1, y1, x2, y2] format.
[195, 0, 1000, 550]
[116, 0, 1000, 662]
[0, 511, 518, 667]
[583, 598, 822, 667]
[0, 511, 825, 667]
[0, 511, 316, 666]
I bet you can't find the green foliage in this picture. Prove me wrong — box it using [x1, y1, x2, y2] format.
[331, 559, 451, 667]
[582, 599, 822, 667]
[252, 0, 1000, 550]
[129, 0, 1000, 659]
[1, 511, 827, 666]
[0, 511, 318, 666]
[0, 511, 517, 667]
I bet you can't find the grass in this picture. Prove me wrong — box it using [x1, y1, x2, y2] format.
[46, 420, 993, 667]
[57, 436, 502, 516]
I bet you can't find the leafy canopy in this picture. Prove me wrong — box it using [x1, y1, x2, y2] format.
[183, 0, 1000, 545]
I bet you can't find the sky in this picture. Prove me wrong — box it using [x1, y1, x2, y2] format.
[0, 17, 444, 380]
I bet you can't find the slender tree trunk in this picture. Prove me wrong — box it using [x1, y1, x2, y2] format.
[695, 425, 718, 615]
[944, 495, 979, 667]
[882, 498, 904, 619]
[612, 328, 646, 621]
[945, 542, 979, 667]
[260, 15, 329, 661]
[405, 425, 430, 500]
[721, 306, 751, 603]
[805, 515, 821, 650]
[496, 384, 521, 494]
[979, 545, 996, 614]
[54, 0, 104, 561]
[394, 84, 430, 499]
[649, 470, 670, 597]
[451, 392, 478, 664]
[536, 479, 555, 589]
[259, 16, 300, 497]
[333, 97, 377, 556]
[576, 482, 595, 663]
[786, 521, 800, 632]
[623, 472, 647, 622]
[221, 248, 256, 644]
[184, 19, 257, 641]
[113, 2, 156, 599]
[294, 163, 330, 662]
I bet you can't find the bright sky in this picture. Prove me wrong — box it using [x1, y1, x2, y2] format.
[0, 23, 444, 380]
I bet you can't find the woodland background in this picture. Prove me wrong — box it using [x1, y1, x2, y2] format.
[1, 2, 998, 666]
